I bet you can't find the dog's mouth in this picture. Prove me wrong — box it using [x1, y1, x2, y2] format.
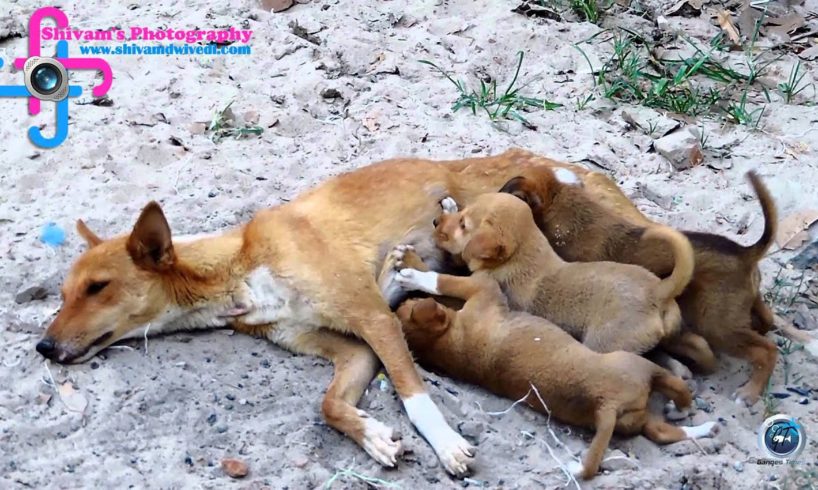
[91, 331, 114, 347]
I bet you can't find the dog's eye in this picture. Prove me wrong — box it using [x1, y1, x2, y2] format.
[86, 281, 110, 296]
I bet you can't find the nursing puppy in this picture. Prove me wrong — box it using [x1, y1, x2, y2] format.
[430, 193, 694, 355]
[393, 251, 717, 480]
[499, 166, 783, 406]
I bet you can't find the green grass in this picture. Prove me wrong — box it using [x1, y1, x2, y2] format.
[419, 51, 561, 129]
[779, 60, 813, 104]
[538, 0, 611, 24]
[207, 100, 264, 143]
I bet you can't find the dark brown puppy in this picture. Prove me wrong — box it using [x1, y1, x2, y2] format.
[499, 166, 778, 406]
[393, 251, 717, 480]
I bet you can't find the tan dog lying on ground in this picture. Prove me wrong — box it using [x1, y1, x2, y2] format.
[392, 248, 718, 480]
[427, 193, 694, 356]
[498, 166, 803, 406]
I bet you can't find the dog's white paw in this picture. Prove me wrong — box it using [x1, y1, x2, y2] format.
[359, 410, 402, 467]
[682, 421, 719, 439]
[440, 197, 459, 214]
[433, 430, 475, 477]
[396, 268, 439, 294]
[566, 459, 585, 477]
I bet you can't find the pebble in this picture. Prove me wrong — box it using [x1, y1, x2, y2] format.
[786, 386, 811, 397]
[600, 449, 640, 472]
[221, 458, 248, 478]
[733, 461, 744, 473]
[458, 421, 484, 440]
[14, 286, 48, 304]
[207, 413, 217, 425]
[653, 127, 704, 170]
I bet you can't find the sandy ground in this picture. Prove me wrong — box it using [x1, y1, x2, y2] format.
[2, 0, 818, 488]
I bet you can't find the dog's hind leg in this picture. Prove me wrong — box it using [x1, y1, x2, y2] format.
[642, 415, 720, 444]
[577, 406, 617, 480]
[720, 330, 778, 407]
[297, 329, 402, 467]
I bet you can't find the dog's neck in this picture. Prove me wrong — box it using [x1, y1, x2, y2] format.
[136, 230, 251, 338]
[487, 229, 561, 304]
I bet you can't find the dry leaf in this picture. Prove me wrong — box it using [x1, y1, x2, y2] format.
[776, 209, 818, 250]
[58, 381, 88, 413]
[362, 111, 381, 132]
[718, 10, 741, 44]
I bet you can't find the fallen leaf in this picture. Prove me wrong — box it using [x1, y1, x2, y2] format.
[718, 10, 741, 44]
[665, 0, 702, 17]
[362, 111, 381, 132]
[777, 210, 818, 250]
[58, 381, 88, 413]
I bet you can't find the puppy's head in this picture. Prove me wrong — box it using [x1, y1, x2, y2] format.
[499, 166, 582, 218]
[37, 202, 183, 364]
[435, 193, 533, 271]
[396, 297, 453, 346]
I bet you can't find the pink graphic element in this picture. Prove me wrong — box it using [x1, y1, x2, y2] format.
[13, 6, 113, 115]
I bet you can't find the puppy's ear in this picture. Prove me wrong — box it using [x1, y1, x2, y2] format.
[127, 201, 176, 272]
[411, 298, 449, 330]
[76, 219, 103, 248]
[499, 176, 542, 210]
[463, 226, 507, 265]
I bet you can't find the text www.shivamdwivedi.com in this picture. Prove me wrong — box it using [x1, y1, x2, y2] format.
[78, 43, 252, 56]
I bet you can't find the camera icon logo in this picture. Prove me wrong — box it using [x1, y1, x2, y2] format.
[24, 57, 69, 102]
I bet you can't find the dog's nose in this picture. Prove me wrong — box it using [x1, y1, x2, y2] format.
[36, 337, 57, 359]
[433, 217, 439, 227]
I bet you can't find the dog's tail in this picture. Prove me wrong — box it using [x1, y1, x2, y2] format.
[650, 368, 693, 410]
[642, 227, 694, 302]
[742, 171, 778, 264]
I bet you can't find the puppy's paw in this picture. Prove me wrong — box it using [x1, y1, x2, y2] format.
[396, 268, 439, 294]
[389, 244, 427, 272]
[682, 421, 719, 439]
[664, 401, 689, 421]
[433, 431, 474, 477]
[440, 197, 459, 214]
[358, 410, 403, 468]
[732, 384, 761, 407]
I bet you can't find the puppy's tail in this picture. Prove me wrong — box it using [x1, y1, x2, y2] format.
[642, 227, 694, 302]
[742, 171, 778, 264]
[650, 368, 693, 410]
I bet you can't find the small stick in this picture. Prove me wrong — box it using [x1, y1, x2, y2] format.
[143, 323, 152, 355]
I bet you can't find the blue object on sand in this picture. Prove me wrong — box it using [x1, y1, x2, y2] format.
[40, 223, 66, 247]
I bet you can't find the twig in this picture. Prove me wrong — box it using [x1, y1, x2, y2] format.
[323, 462, 400, 489]
[143, 323, 152, 355]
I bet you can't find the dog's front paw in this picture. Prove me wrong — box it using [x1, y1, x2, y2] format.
[440, 197, 459, 214]
[682, 421, 720, 439]
[358, 410, 403, 467]
[433, 431, 475, 477]
[664, 401, 690, 421]
[396, 268, 439, 294]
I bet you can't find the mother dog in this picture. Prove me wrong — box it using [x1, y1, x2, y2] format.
[36, 149, 597, 475]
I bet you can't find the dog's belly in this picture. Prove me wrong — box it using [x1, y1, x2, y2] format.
[241, 266, 327, 350]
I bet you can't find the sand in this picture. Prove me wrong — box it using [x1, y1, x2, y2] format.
[1, 0, 817, 488]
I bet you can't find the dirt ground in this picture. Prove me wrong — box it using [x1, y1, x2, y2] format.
[1, 0, 818, 488]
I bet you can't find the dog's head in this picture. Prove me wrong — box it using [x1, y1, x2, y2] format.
[499, 166, 582, 217]
[434, 193, 533, 271]
[396, 297, 453, 347]
[37, 201, 184, 364]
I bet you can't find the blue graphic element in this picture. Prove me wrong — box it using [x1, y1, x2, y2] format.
[0, 41, 83, 148]
[40, 223, 67, 247]
[0, 58, 4, 69]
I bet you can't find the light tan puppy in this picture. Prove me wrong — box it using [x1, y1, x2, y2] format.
[429, 193, 695, 355]
[393, 251, 717, 480]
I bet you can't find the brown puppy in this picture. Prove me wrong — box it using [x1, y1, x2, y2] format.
[393, 252, 717, 480]
[428, 193, 694, 356]
[499, 166, 781, 406]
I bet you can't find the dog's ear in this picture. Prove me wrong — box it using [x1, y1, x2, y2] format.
[499, 176, 542, 210]
[76, 219, 103, 248]
[127, 201, 176, 272]
[411, 298, 448, 330]
[463, 225, 507, 265]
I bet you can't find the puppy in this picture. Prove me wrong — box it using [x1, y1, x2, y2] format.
[499, 166, 780, 405]
[393, 250, 717, 480]
[430, 193, 694, 355]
